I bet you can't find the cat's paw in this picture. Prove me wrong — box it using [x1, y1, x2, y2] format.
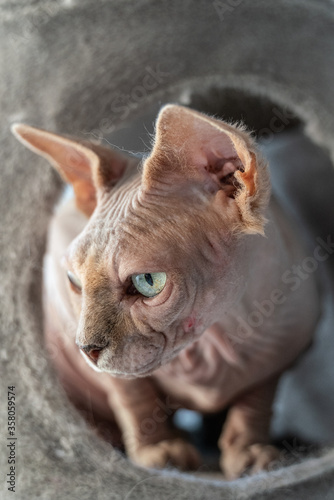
[221, 443, 280, 480]
[131, 438, 202, 471]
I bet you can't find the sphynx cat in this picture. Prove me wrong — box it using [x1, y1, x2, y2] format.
[12, 105, 320, 479]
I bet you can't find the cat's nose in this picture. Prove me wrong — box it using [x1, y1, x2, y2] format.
[79, 343, 108, 364]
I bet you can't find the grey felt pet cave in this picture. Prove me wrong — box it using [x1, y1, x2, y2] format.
[1, 0, 334, 498]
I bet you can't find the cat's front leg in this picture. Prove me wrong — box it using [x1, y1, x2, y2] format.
[218, 375, 280, 479]
[108, 377, 201, 471]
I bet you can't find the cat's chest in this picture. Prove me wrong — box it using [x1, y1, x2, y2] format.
[153, 323, 247, 411]
[157, 327, 231, 383]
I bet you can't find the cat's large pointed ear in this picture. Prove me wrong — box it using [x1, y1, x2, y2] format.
[142, 105, 270, 234]
[11, 124, 128, 217]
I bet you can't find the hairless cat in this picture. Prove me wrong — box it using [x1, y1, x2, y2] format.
[12, 105, 320, 479]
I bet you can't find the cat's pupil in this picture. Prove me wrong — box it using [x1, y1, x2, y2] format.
[144, 273, 154, 286]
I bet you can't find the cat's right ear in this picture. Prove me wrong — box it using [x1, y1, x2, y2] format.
[11, 124, 128, 217]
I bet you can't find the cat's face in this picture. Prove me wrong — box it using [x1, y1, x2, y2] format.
[12, 104, 269, 377]
[64, 175, 247, 377]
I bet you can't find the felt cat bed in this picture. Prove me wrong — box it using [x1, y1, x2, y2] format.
[1, 0, 334, 498]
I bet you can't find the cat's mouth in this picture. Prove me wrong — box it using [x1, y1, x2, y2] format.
[79, 331, 197, 378]
[85, 335, 167, 377]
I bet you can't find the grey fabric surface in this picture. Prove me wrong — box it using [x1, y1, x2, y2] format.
[1, 1, 334, 498]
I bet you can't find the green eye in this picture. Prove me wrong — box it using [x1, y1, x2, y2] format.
[131, 272, 167, 298]
[67, 270, 82, 292]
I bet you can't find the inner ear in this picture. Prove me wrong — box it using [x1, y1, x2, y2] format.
[203, 140, 245, 198]
[143, 105, 270, 234]
[142, 105, 254, 197]
[12, 124, 129, 217]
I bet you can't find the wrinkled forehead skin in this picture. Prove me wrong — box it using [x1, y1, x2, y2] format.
[68, 167, 240, 292]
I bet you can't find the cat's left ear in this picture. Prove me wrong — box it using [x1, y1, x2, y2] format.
[142, 105, 270, 235]
[11, 124, 129, 217]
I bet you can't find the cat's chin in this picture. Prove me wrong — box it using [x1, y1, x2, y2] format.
[108, 371, 155, 379]
[88, 343, 192, 379]
[104, 369, 157, 379]
[100, 359, 162, 379]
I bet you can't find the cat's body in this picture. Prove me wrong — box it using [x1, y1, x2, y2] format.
[154, 196, 318, 411]
[13, 105, 320, 478]
[45, 194, 318, 411]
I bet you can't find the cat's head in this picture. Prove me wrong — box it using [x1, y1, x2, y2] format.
[12, 105, 270, 377]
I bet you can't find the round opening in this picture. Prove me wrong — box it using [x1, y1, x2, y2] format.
[46, 88, 334, 474]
